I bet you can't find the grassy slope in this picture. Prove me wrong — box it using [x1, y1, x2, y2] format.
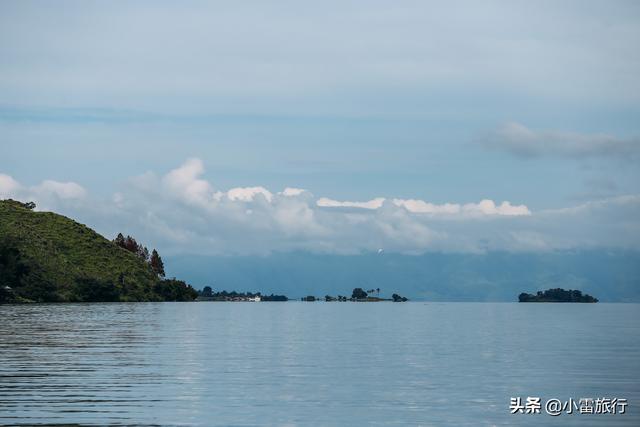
[0, 200, 160, 301]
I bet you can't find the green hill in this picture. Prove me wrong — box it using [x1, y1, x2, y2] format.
[0, 199, 197, 303]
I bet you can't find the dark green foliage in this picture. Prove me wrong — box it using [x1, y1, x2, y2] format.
[195, 288, 288, 301]
[74, 277, 120, 302]
[0, 286, 13, 303]
[197, 290, 285, 301]
[113, 233, 165, 279]
[114, 233, 126, 248]
[0, 199, 197, 303]
[392, 293, 408, 302]
[327, 295, 348, 301]
[154, 278, 198, 301]
[114, 233, 150, 263]
[150, 249, 165, 277]
[0, 237, 29, 288]
[2, 199, 35, 210]
[302, 295, 316, 301]
[519, 288, 598, 303]
[15, 271, 59, 303]
[123, 236, 138, 253]
[261, 294, 288, 301]
[351, 287, 368, 299]
[0, 237, 58, 302]
[137, 246, 150, 262]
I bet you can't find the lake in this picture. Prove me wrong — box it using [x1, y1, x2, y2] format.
[1, 302, 638, 426]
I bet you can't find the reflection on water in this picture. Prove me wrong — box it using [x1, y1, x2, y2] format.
[1, 302, 639, 426]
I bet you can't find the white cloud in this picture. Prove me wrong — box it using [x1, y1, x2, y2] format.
[462, 199, 531, 216]
[0, 174, 21, 198]
[280, 187, 306, 197]
[391, 199, 460, 214]
[484, 122, 640, 160]
[162, 158, 213, 205]
[0, 174, 86, 208]
[33, 180, 87, 200]
[227, 186, 273, 203]
[392, 198, 530, 216]
[318, 197, 530, 217]
[1, 159, 637, 255]
[317, 197, 386, 210]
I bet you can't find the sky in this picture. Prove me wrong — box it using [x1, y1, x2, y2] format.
[1, 1, 639, 256]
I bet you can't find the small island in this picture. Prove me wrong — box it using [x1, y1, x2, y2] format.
[518, 288, 598, 303]
[303, 288, 409, 302]
[196, 287, 288, 302]
[194, 287, 410, 303]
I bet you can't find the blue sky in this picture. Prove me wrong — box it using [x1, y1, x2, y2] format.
[1, 1, 639, 255]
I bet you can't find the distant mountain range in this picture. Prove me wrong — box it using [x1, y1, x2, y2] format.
[166, 250, 640, 302]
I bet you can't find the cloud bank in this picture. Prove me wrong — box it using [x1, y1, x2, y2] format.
[1, 2, 639, 114]
[484, 122, 640, 160]
[1, 159, 638, 255]
[0, 173, 87, 206]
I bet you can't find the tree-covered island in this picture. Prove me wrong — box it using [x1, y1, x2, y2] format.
[519, 288, 598, 303]
[197, 286, 288, 301]
[194, 287, 410, 302]
[302, 288, 409, 302]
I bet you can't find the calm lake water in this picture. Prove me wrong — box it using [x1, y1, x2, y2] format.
[1, 302, 638, 426]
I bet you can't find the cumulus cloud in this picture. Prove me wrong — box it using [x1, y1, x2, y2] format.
[0, 174, 21, 198]
[318, 197, 530, 217]
[0, 174, 86, 209]
[162, 158, 213, 205]
[317, 197, 386, 210]
[483, 122, 640, 160]
[395, 198, 530, 216]
[280, 188, 307, 197]
[226, 187, 273, 203]
[1, 159, 638, 255]
[391, 199, 460, 215]
[33, 180, 87, 200]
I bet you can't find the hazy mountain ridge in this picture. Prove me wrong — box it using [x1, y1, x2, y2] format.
[166, 250, 640, 302]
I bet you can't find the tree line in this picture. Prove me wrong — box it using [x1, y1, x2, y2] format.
[518, 288, 598, 303]
[301, 288, 408, 302]
[113, 233, 165, 278]
[198, 287, 288, 301]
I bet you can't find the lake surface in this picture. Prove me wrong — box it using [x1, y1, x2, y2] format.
[1, 302, 638, 426]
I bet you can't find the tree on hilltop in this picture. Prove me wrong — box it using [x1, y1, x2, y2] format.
[136, 245, 149, 262]
[150, 249, 165, 278]
[114, 233, 149, 263]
